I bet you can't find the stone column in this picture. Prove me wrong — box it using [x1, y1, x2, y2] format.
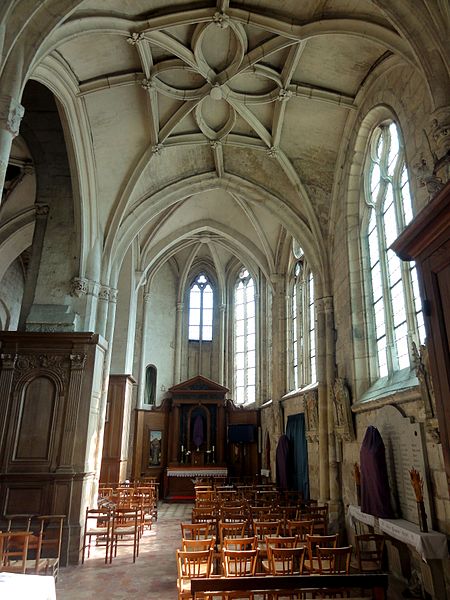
[323, 296, 341, 517]
[270, 275, 287, 434]
[218, 303, 226, 385]
[58, 353, 87, 472]
[18, 204, 49, 330]
[0, 95, 24, 201]
[174, 302, 184, 383]
[316, 297, 330, 501]
[95, 287, 117, 478]
[96, 285, 110, 338]
[137, 291, 151, 408]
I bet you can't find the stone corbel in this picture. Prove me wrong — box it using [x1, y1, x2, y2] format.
[303, 389, 319, 442]
[332, 377, 355, 442]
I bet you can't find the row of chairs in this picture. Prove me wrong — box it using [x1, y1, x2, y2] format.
[177, 543, 353, 599]
[181, 521, 386, 574]
[0, 514, 65, 579]
[82, 506, 143, 564]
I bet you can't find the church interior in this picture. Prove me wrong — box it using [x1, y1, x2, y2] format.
[0, 0, 449, 598]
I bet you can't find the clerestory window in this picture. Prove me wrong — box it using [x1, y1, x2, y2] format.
[363, 121, 425, 381]
[234, 268, 256, 405]
[188, 273, 213, 341]
[291, 248, 316, 389]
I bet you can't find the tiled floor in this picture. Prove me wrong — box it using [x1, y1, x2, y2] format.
[57, 503, 192, 600]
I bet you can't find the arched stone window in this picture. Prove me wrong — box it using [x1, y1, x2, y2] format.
[234, 268, 255, 405]
[363, 121, 425, 381]
[188, 273, 213, 341]
[290, 247, 316, 390]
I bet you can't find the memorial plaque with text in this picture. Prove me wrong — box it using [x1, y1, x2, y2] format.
[374, 406, 431, 525]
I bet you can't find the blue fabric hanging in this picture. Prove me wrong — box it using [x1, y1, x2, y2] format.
[286, 413, 310, 499]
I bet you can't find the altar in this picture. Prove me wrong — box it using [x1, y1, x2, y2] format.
[133, 375, 259, 497]
[165, 466, 228, 500]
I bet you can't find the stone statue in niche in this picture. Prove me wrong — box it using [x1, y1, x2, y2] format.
[304, 390, 319, 442]
[412, 341, 440, 443]
[332, 377, 355, 442]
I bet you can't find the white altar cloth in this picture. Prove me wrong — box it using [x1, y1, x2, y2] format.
[167, 467, 228, 477]
[347, 504, 377, 528]
[0, 573, 56, 600]
[378, 518, 448, 561]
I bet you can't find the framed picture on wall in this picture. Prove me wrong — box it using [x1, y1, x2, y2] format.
[149, 430, 162, 466]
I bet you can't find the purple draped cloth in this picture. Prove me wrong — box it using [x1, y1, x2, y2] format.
[276, 434, 290, 490]
[360, 426, 395, 518]
[193, 415, 204, 448]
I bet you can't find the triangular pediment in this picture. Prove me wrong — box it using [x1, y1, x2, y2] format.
[169, 375, 229, 395]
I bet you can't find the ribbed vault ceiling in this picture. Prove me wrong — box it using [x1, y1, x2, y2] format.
[30, 0, 420, 284]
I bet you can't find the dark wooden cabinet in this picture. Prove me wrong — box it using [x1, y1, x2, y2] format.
[392, 181, 450, 494]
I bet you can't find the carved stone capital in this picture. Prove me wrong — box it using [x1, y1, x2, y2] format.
[0, 95, 24, 137]
[143, 292, 151, 304]
[70, 277, 89, 297]
[98, 285, 111, 301]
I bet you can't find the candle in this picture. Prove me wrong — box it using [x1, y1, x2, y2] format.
[181, 445, 184, 451]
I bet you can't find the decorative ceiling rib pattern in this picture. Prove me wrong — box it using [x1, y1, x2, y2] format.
[18, 0, 434, 287]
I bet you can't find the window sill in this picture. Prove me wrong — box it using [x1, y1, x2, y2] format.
[352, 367, 421, 413]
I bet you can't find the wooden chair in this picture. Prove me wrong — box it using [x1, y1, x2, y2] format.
[222, 536, 258, 551]
[354, 534, 385, 573]
[220, 506, 247, 522]
[0, 531, 33, 573]
[253, 520, 281, 559]
[222, 548, 258, 599]
[218, 521, 248, 551]
[5, 514, 33, 532]
[34, 514, 65, 580]
[286, 519, 314, 541]
[181, 521, 216, 540]
[304, 533, 339, 573]
[265, 546, 306, 599]
[110, 507, 140, 562]
[314, 546, 353, 598]
[181, 538, 216, 552]
[302, 505, 328, 534]
[176, 549, 213, 600]
[261, 536, 300, 573]
[82, 508, 111, 564]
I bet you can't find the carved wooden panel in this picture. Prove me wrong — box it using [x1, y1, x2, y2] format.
[15, 376, 56, 460]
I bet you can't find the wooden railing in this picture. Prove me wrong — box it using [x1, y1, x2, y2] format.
[191, 573, 389, 599]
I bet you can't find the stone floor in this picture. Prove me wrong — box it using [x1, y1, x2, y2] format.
[56, 503, 407, 600]
[57, 503, 192, 600]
